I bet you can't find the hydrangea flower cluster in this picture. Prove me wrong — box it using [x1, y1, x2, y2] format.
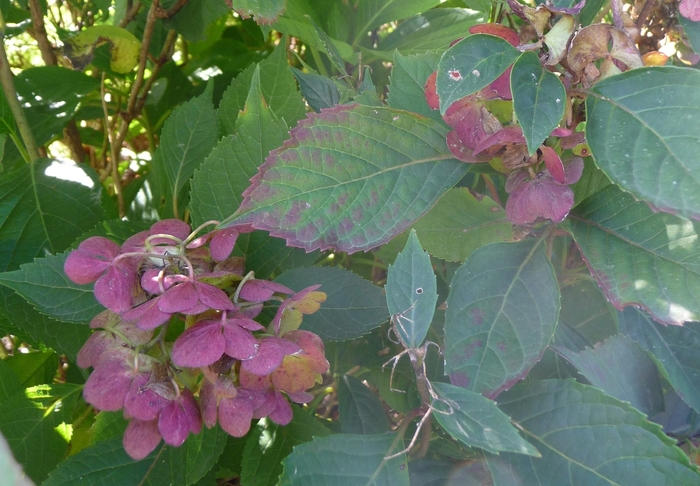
[65, 219, 329, 460]
[424, 23, 586, 226]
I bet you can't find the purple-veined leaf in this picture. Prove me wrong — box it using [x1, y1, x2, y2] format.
[279, 433, 408, 486]
[511, 51, 566, 155]
[553, 335, 665, 416]
[220, 104, 468, 253]
[586, 67, 700, 221]
[486, 379, 700, 485]
[568, 184, 700, 325]
[444, 239, 559, 397]
[619, 306, 700, 412]
[431, 382, 539, 456]
[386, 230, 437, 348]
[436, 34, 520, 114]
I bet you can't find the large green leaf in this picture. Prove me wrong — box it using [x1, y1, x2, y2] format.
[511, 51, 566, 155]
[190, 68, 289, 228]
[4, 350, 58, 389]
[0, 287, 90, 360]
[220, 104, 468, 253]
[0, 360, 22, 403]
[571, 156, 612, 207]
[554, 335, 665, 416]
[229, 0, 286, 23]
[43, 424, 226, 486]
[485, 379, 700, 485]
[149, 81, 219, 218]
[436, 34, 520, 114]
[586, 67, 700, 220]
[162, 1, 229, 42]
[236, 231, 318, 280]
[241, 406, 331, 486]
[338, 374, 390, 435]
[218, 40, 306, 135]
[568, 184, 700, 325]
[0, 384, 82, 484]
[290, 67, 341, 113]
[0, 252, 101, 323]
[386, 51, 442, 123]
[412, 188, 513, 262]
[279, 433, 408, 486]
[444, 239, 560, 397]
[558, 278, 618, 345]
[275, 266, 388, 341]
[431, 382, 539, 456]
[619, 306, 700, 412]
[386, 230, 437, 348]
[352, 0, 442, 46]
[0, 159, 103, 272]
[378, 9, 484, 58]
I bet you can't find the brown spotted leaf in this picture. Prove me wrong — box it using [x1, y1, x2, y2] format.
[220, 105, 468, 253]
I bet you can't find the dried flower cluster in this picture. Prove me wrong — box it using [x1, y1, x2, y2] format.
[64, 219, 328, 460]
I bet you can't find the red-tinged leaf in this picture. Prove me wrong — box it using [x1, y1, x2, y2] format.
[220, 105, 467, 253]
[469, 24, 520, 46]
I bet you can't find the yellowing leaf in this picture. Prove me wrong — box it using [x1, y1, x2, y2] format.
[64, 25, 141, 74]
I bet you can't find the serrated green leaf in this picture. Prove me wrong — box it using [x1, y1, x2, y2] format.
[352, 0, 442, 46]
[569, 184, 700, 325]
[511, 51, 566, 155]
[162, 1, 230, 42]
[485, 379, 700, 485]
[431, 382, 539, 456]
[4, 350, 58, 388]
[378, 8, 484, 58]
[554, 335, 664, 416]
[444, 239, 560, 397]
[275, 266, 388, 341]
[237, 231, 318, 279]
[307, 15, 348, 76]
[218, 40, 306, 134]
[0, 287, 90, 360]
[241, 405, 331, 486]
[386, 230, 437, 348]
[149, 81, 219, 219]
[387, 51, 442, 123]
[413, 188, 513, 262]
[370, 353, 421, 413]
[0, 159, 103, 272]
[339, 374, 390, 434]
[221, 104, 468, 253]
[290, 67, 341, 112]
[619, 306, 700, 412]
[191, 74, 289, 227]
[437, 34, 520, 114]
[230, 0, 286, 24]
[586, 67, 700, 220]
[0, 384, 81, 483]
[0, 432, 33, 486]
[558, 278, 618, 345]
[43, 424, 226, 486]
[279, 433, 408, 486]
[0, 252, 101, 323]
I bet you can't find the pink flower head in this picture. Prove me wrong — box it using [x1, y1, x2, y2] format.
[64, 236, 136, 313]
[123, 418, 162, 460]
[200, 378, 258, 437]
[240, 337, 301, 376]
[187, 227, 240, 262]
[269, 330, 329, 394]
[83, 354, 148, 411]
[171, 313, 263, 368]
[505, 157, 584, 225]
[238, 279, 293, 303]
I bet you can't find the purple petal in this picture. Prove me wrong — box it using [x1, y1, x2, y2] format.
[218, 392, 255, 437]
[77, 331, 116, 369]
[158, 395, 194, 446]
[473, 126, 526, 156]
[195, 281, 234, 310]
[121, 230, 149, 253]
[83, 359, 134, 411]
[94, 264, 135, 313]
[123, 419, 161, 460]
[158, 282, 198, 313]
[171, 320, 225, 368]
[150, 219, 191, 242]
[563, 156, 585, 184]
[241, 338, 301, 376]
[124, 373, 171, 421]
[222, 323, 259, 360]
[287, 391, 314, 404]
[267, 391, 293, 425]
[251, 389, 278, 418]
[141, 268, 164, 295]
[199, 380, 218, 428]
[64, 250, 110, 284]
[239, 280, 293, 303]
[123, 298, 172, 330]
[227, 315, 265, 332]
[506, 177, 575, 225]
[541, 146, 566, 183]
[209, 228, 239, 262]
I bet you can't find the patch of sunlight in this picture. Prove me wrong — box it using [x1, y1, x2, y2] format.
[634, 280, 648, 290]
[668, 303, 694, 323]
[666, 220, 698, 251]
[44, 160, 94, 189]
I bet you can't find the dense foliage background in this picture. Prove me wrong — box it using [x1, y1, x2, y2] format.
[1, 0, 700, 484]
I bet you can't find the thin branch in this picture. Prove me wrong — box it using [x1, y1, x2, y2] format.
[119, 1, 143, 28]
[0, 11, 39, 162]
[134, 29, 177, 114]
[635, 0, 657, 29]
[154, 0, 189, 19]
[102, 73, 125, 217]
